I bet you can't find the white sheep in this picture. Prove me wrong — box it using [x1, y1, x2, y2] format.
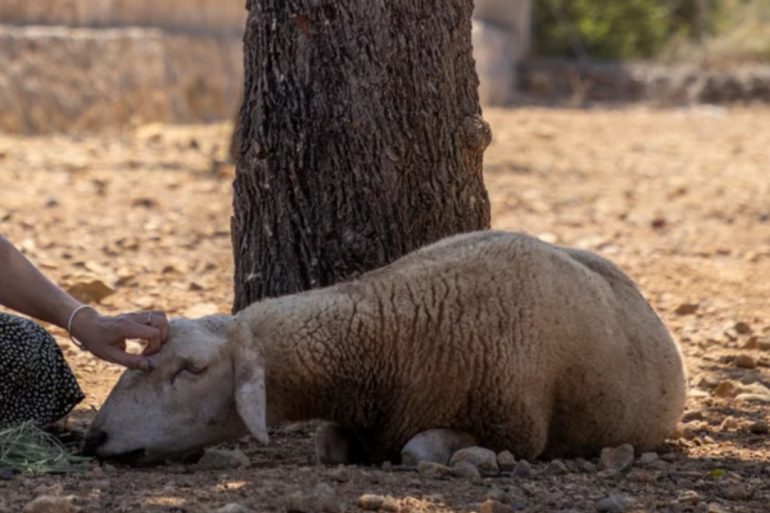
[85, 231, 686, 465]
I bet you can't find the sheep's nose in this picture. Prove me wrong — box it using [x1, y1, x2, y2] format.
[82, 429, 108, 456]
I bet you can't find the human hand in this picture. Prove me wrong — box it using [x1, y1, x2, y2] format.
[70, 308, 169, 370]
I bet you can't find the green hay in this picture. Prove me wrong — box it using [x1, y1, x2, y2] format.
[0, 422, 92, 475]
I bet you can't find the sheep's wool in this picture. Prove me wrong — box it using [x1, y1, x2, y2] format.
[0, 313, 84, 427]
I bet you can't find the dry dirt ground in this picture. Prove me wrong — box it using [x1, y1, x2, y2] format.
[0, 106, 768, 513]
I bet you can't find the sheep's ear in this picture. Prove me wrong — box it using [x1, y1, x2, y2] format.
[228, 319, 269, 445]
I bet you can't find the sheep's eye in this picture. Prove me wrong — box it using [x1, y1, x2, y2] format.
[171, 364, 207, 383]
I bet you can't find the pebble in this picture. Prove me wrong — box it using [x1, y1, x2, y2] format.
[0, 467, 12, 481]
[638, 452, 658, 465]
[575, 458, 596, 473]
[356, 494, 399, 512]
[546, 459, 568, 475]
[496, 450, 516, 472]
[286, 483, 340, 513]
[675, 303, 699, 315]
[479, 499, 514, 513]
[449, 446, 499, 473]
[215, 504, 251, 513]
[22, 496, 76, 513]
[511, 460, 532, 479]
[719, 416, 739, 431]
[677, 490, 700, 504]
[599, 444, 635, 473]
[196, 449, 250, 470]
[734, 354, 757, 369]
[595, 495, 627, 513]
[720, 482, 750, 501]
[417, 461, 452, 479]
[451, 461, 482, 481]
[749, 420, 769, 434]
[327, 465, 351, 483]
[734, 321, 752, 335]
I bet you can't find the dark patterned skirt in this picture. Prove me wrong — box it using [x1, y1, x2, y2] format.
[0, 313, 84, 427]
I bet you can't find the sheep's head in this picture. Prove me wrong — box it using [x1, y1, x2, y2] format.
[84, 316, 269, 464]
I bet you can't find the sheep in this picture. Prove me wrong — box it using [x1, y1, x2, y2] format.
[85, 230, 687, 465]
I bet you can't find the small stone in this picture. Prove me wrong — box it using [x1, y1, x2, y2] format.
[479, 499, 514, 513]
[215, 504, 251, 513]
[0, 467, 12, 480]
[22, 496, 76, 513]
[196, 449, 249, 470]
[327, 465, 351, 483]
[734, 354, 757, 369]
[356, 494, 398, 512]
[682, 410, 705, 422]
[381, 461, 393, 472]
[706, 503, 728, 513]
[734, 321, 752, 335]
[599, 444, 635, 473]
[675, 303, 699, 316]
[574, 458, 596, 473]
[714, 381, 739, 398]
[677, 490, 701, 504]
[452, 461, 481, 481]
[449, 446, 499, 473]
[627, 469, 653, 482]
[496, 450, 516, 472]
[287, 483, 340, 513]
[595, 495, 627, 513]
[720, 483, 750, 501]
[511, 460, 532, 479]
[546, 459, 568, 475]
[638, 452, 658, 465]
[719, 416, 739, 431]
[749, 420, 769, 434]
[417, 461, 452, 479]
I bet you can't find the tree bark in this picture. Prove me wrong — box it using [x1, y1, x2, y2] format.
[232, 0, 491, 312]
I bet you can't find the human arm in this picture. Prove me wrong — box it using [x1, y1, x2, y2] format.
[0, 235, 168, 370]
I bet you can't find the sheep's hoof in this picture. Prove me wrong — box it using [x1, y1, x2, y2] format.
[401, 429, 477, 466]
[314, 423, 371, 465]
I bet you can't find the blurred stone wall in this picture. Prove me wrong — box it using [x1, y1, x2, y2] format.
[0, 0, 245, 134]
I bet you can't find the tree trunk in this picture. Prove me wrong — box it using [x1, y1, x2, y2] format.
[231, 0, 491, 312]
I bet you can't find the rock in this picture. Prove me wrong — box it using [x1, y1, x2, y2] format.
[599, 444, 635, 473]
[449, 446, 499, 473]
[479, 499, 514, 513]
[511, 460, 532, 479]
[677, 490, 701, 504]
[734, 321, 752, 334]
[706, 503, 728, 513]
[417, 461, 452, 479]
[734, 354, 757, 369]
[215, 504, 251, 513]
[356, 494, 399, 512]
[327, 466, 351, 483]
[196, 448, 250, 470]
[65, 279, 115, 303]
[749, 420, 769, 434]
[22, 496, 76, 513]
[575, 458, 596, 473]
[627, 469, 653, 483]
[496, 450, 516, 472]
[286, 483, 340, 513]
[546, 459, 568, 475]
[0, 467, 12, 480]
[675, 303, 699, 315]
[719, 416, 739, 431]
[595, 495, 627, 513]
[400, 429, 476, 466]
[638, 452, 658, 465]
[451, 461, 482, 481]
[720, 483, 750, 501]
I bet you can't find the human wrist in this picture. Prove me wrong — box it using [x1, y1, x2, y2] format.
[67, 304, 100, 349]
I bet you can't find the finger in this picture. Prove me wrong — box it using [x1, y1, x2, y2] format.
[100, 345, 152, 371]
[148, 311, 170, 343]
[143, 332, 162, 356]
[119, 321, 162, 347]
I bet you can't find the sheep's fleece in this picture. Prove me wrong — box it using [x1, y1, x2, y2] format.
[87, 231, 686, 464]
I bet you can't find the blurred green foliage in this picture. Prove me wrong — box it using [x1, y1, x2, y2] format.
[534, 0, 724, 59]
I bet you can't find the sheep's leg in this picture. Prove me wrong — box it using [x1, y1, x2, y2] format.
[314, 422, 372, 465]
[400, 429, 477, 466]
